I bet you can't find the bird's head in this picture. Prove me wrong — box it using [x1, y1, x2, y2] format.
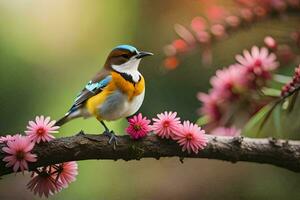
[104, 45, 153, 73]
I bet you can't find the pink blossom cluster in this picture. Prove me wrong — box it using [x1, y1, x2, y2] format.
[27, 161, 78, 198]
[198, 46, 279, 129]
[1, 115, 78, 198]
[281, 65, 300, 97]
[126, 112, 208, 154]
[1, 116, 59, 173]
[0, 134, 20, 143]
[163, 0, 299, 69]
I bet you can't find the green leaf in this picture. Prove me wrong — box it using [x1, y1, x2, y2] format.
[287, 91, 299, 113]
[273, 105, 282, 137]
[282, 99, 289, 110]
[258, 101, 280, 134]
[273, 74, 292, 84]
[196, 115, 209, 126]
[261, 87, 281, 97]
[242, 104, 273, 137]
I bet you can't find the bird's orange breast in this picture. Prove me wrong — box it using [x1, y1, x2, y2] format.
[111, 71, 145, 101]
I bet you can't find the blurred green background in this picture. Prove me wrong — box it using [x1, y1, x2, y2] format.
[0, 0, 300, 199]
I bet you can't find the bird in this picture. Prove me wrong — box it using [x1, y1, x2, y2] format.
[55, 45, 153, 146]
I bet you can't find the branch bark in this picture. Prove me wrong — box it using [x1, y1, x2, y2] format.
[1, 132, 300, 176]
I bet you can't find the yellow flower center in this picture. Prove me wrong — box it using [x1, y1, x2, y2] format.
[134, 124, 141, 131]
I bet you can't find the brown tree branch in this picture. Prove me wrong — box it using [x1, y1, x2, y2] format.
[1, 132, 300, 176]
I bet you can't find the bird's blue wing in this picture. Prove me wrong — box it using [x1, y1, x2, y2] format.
[68, 75, 112, 113]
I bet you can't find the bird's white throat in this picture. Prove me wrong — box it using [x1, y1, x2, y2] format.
[112, 58, 141, 82]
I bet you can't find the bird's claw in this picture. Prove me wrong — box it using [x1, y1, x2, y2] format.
[103, 130, 118, 149]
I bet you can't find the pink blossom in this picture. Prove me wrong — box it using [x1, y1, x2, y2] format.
[240, 8, 254, 22]
[197, 92, 221, 122]
[195, 30, 211, 43]
[264, 36, 277, 49]
[253, 6, 267, 17]
[2, 135, 37, 172]
[206, 5, 227, 22]
[190, 17, 210, 44]
[27, 168, 62, 198]
[25, 115, 59, 144]
[0, 134, 20, 143]
[210, 126, 241, 137]
[210, 64, 247, 100]
[191, 16, 207, 32]
[27, 162, 78, 198]
[173, 121, 208, 154]
[172, 39, 188, 53]
[55, 161, 78, 188]
[235, 46, 279, 79]
[152, 111, 181, 139]
[281, 65, 300, 96]
[210, 24, 226, 38]
[126, 113, 151, 139]
[225, 15, 240, 27]
[164, 56, 179, 70]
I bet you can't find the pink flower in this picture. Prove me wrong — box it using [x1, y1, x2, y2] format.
[206, 5, 227, 22]
[55, 161, 78, 188]
[210, 64, 247, 100]
[240, 8, 254, 22]
[191, 16, 207, 32]
[0, 134, 20, 143]
[225, 15, 240, 27]
[172, 39, 188, 53]
[27, 162, 78, 198]
[2, 135, 37, 172]
[210, 24, 226, 38]
[25, 115, 59, 144]
[173, 121, 208, 154]
[126, 113, 151, 139]
[281, 65, 300, 96]
[164, 56, 179, 70]
[27, 168, 62, 198]
[210, 126, 241, 137]
[235, 46, 279, 79]
[264, 36, 277, 49]
[152, 111, 181, 139]
[197, 92, 221, 122]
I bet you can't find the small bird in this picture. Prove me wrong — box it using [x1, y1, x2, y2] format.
[55, 45, 153, 145]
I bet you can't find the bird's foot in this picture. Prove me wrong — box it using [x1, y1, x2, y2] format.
[103, 130, 118, 149]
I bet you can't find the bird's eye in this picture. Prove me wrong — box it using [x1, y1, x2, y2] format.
[121, 54, 130, 59]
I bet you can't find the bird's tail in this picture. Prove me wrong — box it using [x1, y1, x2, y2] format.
[55, 114, 70, 126]
[55, 108, 83, 127]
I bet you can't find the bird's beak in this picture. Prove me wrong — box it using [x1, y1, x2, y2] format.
[136, 51, 154, 59]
